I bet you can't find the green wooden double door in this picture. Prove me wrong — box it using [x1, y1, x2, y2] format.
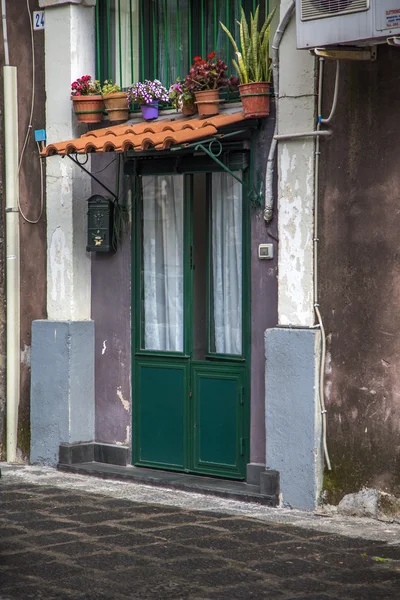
[133, 171, 249, 479]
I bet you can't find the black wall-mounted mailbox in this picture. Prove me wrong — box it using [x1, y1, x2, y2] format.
[86, 195, 115, 252]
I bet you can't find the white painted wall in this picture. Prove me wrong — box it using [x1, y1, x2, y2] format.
[277, 0, 316, 327]
[43, 3, 96, 320]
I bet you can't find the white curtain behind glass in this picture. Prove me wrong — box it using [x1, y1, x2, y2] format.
[212, 173, 242, 355]
[114, 0, 139, 87]
[142, 176, 184, 352]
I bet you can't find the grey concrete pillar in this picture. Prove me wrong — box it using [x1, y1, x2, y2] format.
[265, 327, 323, 510]
[30, 320, 95, 465]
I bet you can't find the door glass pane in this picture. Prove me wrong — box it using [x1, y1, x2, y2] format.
[141, 175, 184, 352]
[210, 173, 242, 356]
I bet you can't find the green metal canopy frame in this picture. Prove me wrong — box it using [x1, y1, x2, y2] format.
[171, 130, 264, 207]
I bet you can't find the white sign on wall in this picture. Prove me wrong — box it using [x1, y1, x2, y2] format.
[33, 11, 45, 30]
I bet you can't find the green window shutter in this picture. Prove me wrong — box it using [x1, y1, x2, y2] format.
[95, 0, 265, 90]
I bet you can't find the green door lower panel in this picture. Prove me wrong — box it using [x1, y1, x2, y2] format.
[191, 362, 246, 480]
[134, 359, 189, 470]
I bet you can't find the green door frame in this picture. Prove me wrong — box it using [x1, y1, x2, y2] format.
[131, 160, 251, 479]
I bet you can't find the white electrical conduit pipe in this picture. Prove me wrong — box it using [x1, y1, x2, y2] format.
[3, 0, 20, 463]
[264, 0, 295, 222]
[1, 0, 9, 66]
[313, 58, 340, 472]
[274, 130, 332, 141]
[3, 65, 20, 464]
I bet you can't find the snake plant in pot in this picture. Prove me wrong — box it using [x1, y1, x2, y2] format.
[220, 5, 275, 118]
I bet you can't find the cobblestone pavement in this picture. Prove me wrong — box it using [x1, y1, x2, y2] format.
[1, 472, 400, 599]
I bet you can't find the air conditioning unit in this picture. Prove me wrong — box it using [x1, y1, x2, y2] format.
[296, 0, 400, 49]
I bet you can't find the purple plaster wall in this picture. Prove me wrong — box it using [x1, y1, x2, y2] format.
[250, 110, 278, 464]
[319, 48, 400, 500]
[91, 155, 131, 447]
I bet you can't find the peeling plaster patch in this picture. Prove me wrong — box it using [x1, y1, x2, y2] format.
[117, 386, 129, 412]
[102, 340, 107, 355]
[278, 141, 314, 326]
[59, 161, 71, 207]
[50, 227, 70, 302]
[325, 351, 332, 376]
[306, 155, 313, 198]
[324, 380, 332, 402]
[20, 344, 31, 367]
[125, 425, 130, 445]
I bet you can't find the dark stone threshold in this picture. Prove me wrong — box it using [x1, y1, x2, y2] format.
[59, 442, 128, 467]
[57, 461, 279, 507]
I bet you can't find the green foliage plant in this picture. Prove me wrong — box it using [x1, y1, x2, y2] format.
[220, 5, 276, 84]
[101, 80, 122, 95]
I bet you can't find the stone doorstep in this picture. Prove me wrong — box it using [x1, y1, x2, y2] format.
[58, 442, 280, 506]
[57, 457, 279, 508]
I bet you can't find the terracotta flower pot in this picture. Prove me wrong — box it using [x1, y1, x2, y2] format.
[103, 91, 129, 122]
[194, 89, 220, 117]
[182, 102, 196, 116]
[239, 82, 271, 118]
[71, 95, 104, 124]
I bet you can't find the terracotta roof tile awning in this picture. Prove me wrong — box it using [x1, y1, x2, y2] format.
[42, 112, 247, 157]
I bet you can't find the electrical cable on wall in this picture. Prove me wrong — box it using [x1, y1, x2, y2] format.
[18, 0, 44, 224]
[314, 58, 340, 472]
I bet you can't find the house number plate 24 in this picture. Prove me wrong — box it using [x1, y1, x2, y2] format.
[33, 11, 45, 30]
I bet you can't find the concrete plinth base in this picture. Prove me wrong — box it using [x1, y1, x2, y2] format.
[30, 320, 95, 465]
[265, 327, 322, 510]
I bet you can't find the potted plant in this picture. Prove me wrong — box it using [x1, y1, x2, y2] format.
[102, 80, 129, 122]
[184, 52, 228, 117]
[126, 79, 169, 121]
[168, 78, 197, 116]
[220, 6, 276, 118]
[71, 75, 104, 123]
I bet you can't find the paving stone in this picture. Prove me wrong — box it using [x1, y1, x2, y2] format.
[127, 541, 203, 559]
[337, 584, 400, 599]
[149, 524, 227, 541]
[118, 512, 203, 527]
[71, 550, 155, 570]
[97, 531, 163, 547]
[205, 582, 287, 599]
[0, 550, 53, 568]
[250, 557, 327, 578]
[21, 532, 80, 547]
[0, 526, 29, 539]
[75, 525, 161, 545]
[46, 540, 114, 556]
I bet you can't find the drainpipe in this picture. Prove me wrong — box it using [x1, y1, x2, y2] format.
[2, 0, 20, 463]
[264, 0, 295, 222]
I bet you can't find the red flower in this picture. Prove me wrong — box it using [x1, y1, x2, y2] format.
[207, 52, 216, 59]
[193, 56, 202, 62]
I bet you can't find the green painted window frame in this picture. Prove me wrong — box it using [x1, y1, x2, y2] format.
[96, 0, 267, 90]
[205, 171, 250, 363]
[132, 164, 251, 365]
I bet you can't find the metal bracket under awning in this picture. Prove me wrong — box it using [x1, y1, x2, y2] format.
[171, 130, 263, 206]
[66, 154, 119, 202]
